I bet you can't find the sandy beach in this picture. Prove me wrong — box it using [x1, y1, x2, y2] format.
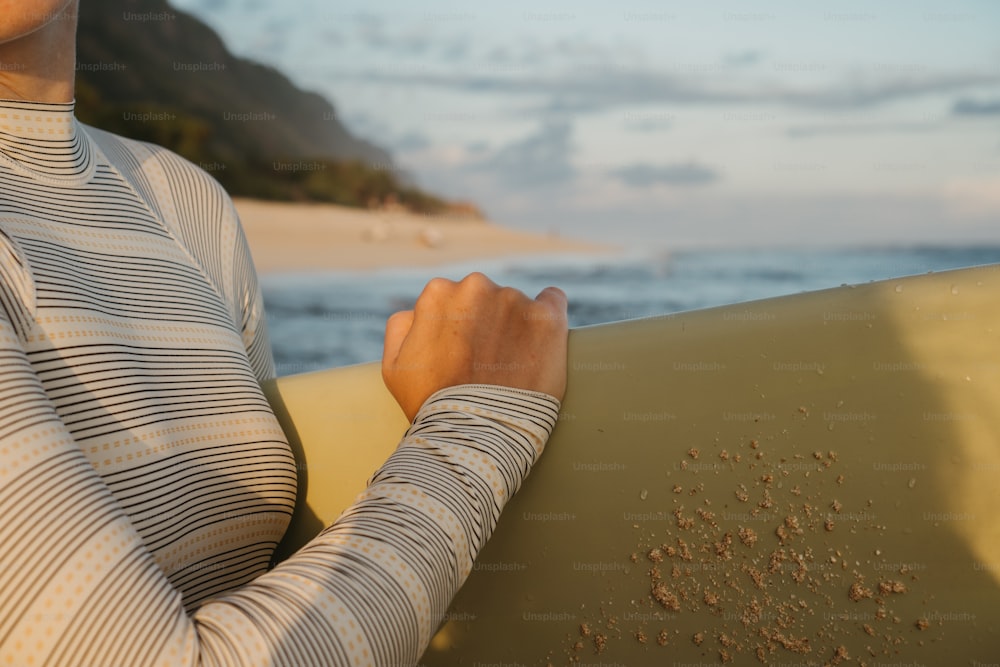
[234, 198, 609, 273]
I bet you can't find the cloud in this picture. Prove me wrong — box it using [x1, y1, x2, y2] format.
[192, 0, 229, 10]
[622, 110, 674, 133]
[342, 13, 428, 55]
[465, 141, 490, 154]
[473, 120, 576, 188]
[724, 50, 763, 67]
[551, 36, 614, 63]
[251, 17, 294, 56]
[953, 98, 1000, 115]
[480, 190, 1000, 249]
[484, 45, 513, 64]
[343, 11, 476, 60]
[785, 120, 941, 138]
[610, 162, 719, 188]
[332, 63, 1000, 115]
[441, 39, 470, 61]
[945, 177, 1000, 214]
[392, 131, 432, 152]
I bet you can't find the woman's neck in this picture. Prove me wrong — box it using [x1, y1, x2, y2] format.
[0, 5, 78, 103]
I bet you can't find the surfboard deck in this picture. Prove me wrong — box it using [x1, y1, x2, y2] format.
[263, 264, 1000, 664]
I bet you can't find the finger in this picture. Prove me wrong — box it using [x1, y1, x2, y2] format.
[535, 286, 569, 315]
[382, 310, 414, 372]
[460, 272, 500, 290]
[417, 276, 455, 299]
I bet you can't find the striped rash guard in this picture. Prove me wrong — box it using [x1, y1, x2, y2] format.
[0, 99, 560, 667]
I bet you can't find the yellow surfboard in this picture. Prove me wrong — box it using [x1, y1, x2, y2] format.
[263, 264, 1000, 665]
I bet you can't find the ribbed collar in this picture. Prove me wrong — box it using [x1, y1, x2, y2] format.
[0, 98, 95, 184]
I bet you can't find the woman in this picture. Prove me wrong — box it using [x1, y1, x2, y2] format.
[0, 2, 568, 665]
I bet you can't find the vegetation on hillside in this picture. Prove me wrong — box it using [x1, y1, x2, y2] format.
[74, 0, 474, 217]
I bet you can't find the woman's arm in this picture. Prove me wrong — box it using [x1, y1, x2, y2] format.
[0, 272, 567, 666]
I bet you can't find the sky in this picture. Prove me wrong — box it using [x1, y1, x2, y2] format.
[169, 0, 1000, 249]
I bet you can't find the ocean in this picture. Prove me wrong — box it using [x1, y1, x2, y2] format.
[261, 245, 1000, 376]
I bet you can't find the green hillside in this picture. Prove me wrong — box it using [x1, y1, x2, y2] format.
[74, 0, 454, 215]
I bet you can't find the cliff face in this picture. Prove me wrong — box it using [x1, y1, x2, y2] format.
[75, 0, 391, 168]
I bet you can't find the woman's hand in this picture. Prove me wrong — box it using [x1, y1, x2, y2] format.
[382, 272, 568, 421]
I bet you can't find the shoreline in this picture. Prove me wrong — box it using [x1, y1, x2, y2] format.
[234, 198, 613, 274]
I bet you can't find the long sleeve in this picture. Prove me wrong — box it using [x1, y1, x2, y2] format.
[0, 311, 558, 666]
[1, 97, 561, 666]
[217, 386, 558, 665]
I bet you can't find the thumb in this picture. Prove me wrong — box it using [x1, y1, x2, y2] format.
[535, 286, 568, 315]
[382, 310, 414, 375]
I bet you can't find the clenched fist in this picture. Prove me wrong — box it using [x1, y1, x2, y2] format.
[381, 273, 568, 421]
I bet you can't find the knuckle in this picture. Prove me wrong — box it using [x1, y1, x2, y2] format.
[460, 272, 496, 295]
[416, 278, 455, 309]
[424, 277, 454, 294]
[463, 271, 490, 285]
[525, 303, 559, 327]
[545, 285, 568, 302]
[497, 285, 524, 304]
[385, 310, 412, 330]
